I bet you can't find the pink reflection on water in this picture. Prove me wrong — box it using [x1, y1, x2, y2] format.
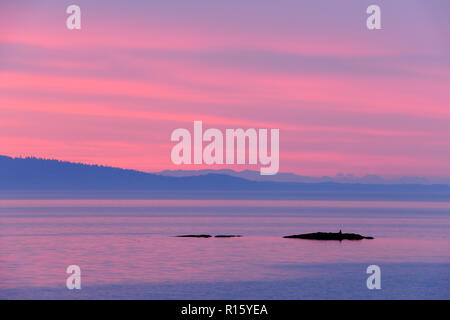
[1, 234, 449, 289]
[0, 200, 449, 290]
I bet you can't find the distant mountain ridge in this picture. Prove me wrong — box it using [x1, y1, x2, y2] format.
[2, 155, 450, 201]
[157, 169, 445, 185]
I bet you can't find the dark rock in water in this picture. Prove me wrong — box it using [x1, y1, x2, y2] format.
[176, 234, 242, 238]
[283, 231, 374, 241]
[176, 234, 212, 238]
[214, 235, 242, 238]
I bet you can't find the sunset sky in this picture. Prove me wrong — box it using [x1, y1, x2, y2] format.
[1, 0, 449, 177]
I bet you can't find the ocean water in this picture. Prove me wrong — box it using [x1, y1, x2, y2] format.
[0, 199, 449, 299]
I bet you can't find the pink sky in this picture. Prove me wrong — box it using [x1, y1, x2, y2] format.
[1, 0, 449, 176]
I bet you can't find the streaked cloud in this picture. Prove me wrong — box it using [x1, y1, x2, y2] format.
[1, 0, 449, 176]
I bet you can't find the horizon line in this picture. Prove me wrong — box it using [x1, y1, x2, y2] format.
[2, 154, 450, 184]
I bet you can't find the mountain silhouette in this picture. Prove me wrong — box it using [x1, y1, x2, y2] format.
[1, 155, 450, 201]
[158, 169, 436, 184]
[0, 155, 256, 191]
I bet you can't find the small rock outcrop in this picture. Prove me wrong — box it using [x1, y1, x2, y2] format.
[176, 234, 212, 238]
[176, 234, 242, 238]
[284, 230, 374, 241]
[214, 235, 242, 238]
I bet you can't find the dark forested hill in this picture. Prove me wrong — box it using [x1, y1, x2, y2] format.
[1, 155, 450, 201]
[0, 155, 257, 190]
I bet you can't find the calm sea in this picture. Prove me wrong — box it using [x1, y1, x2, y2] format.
[0, 199, 449, 299]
